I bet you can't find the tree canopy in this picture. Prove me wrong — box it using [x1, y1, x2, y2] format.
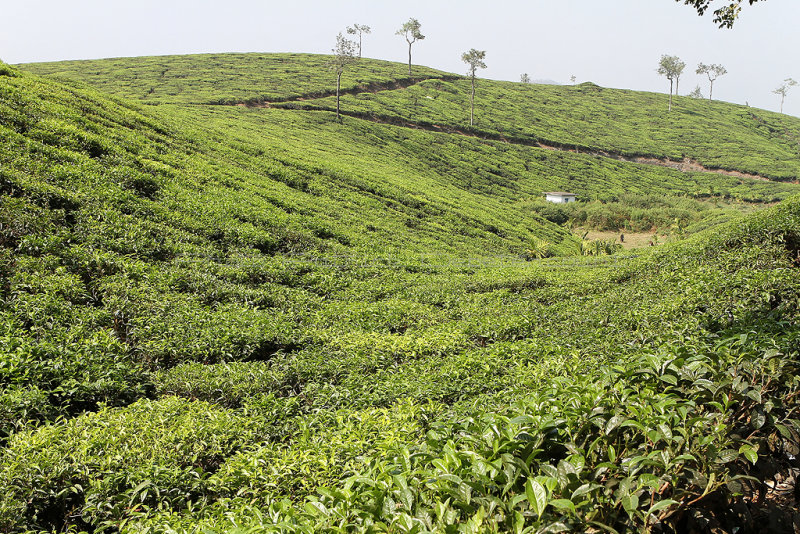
[657, 55, 686, 111]
[462, 49, 487, 127]
[773, 78, 798, 114]
[677, 0, 765, 28]
[328, 33, 358, 120]
[696, 63, 727, 100]
[396, 18, 425, 76]
[346, 24, 371, 58]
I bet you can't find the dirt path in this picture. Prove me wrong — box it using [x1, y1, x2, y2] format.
[342, 110, 780, 182]
[229, 75, 460, 108]
[582, 230, 659, 250]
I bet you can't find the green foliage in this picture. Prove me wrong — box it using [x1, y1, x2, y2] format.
[678, 0, 766, 29]
[0, 62, 20, 78]
[0, 397, 262, 531]
[579, 237, 622, 256]
[525, 237, 552, 259]
[287, 67, 800, 181]
[1, 55, 800, 533]
[529, 194, 763, 233]
[19, 53, 450, 105]
[154, 362, 284, 408]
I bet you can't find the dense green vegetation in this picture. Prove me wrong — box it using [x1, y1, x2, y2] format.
[19, 53, 452, 105]
[291, 79, 800, 181]
[21, 54, 800, 181]
[2, 53, 799, 533]
[20, 52, 800, 234]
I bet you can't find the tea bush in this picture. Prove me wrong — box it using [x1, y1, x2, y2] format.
[1, 56, 799, 533]
[0, 397, 263, 531]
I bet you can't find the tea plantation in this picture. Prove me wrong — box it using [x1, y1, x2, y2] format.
[1, 54, 799, 533]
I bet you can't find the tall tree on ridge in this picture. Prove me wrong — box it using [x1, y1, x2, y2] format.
[462, 49, 487, 127]
[675, 58, 686, 95]
[396, 18, 425, 76]
[696, 63, 727, 100]
[520, 73, 531, 84]
[346, 24, 371, 58]
[658, 55, 685, 111]
[773, 78, 798, 114]
[329, 33, 358, 121]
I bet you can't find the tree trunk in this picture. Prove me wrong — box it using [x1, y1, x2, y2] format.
[470, 74, 475, 126]
[336, 71, 342, 121]
[676, 77, 680, 96]
[358, 34, 362, 58]
[709, 80, 714, 100]
[780, 94, 785, 113]
[669, 80, 673, 112]
[407, 42, 412, 76]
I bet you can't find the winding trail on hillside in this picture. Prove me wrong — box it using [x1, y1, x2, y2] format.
[334, 109, 774, 183]
[225, 79, 783, 184]
[231, 75, 462, 107]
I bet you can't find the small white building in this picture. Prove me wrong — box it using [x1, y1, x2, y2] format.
[544, 192, 577, 204]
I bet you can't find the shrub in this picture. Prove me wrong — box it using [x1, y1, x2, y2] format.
[0, 397, 263, 531]
[154, 361, 284, 407]
[0, 62, 20, 78]
[532, 202, 570, 225]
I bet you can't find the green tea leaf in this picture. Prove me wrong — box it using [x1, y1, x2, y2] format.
[525, 478, 547, 518]
[647, 498, 678, 516]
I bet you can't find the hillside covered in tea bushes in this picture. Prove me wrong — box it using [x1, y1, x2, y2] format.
[1, 55, 799, 533]
[24, 53, 800, 181]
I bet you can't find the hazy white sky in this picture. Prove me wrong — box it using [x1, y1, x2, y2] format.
[2, 0, 799, 116]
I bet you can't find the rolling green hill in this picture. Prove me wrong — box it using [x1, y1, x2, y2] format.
[19, 53, 454, 105]
[22, 53, 800, 180]
[1, 56, 799, 533]
[286, 79, 800, 181]
[18, 53, 800, 236]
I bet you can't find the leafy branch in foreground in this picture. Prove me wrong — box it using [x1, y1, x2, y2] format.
[677, 0, 766, 28]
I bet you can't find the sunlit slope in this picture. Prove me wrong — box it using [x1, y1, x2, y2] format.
[288, 78, 800, 181]
[0, 60, 579, 429]
[21, 53, 800, 181]
[1, 61, 576, 260]
[2, 57, 797, 431]
[20, 53, 799, 208]
[169, 104, 797, 206]
[18, 53, 453, 105]
[3, 60, 800, 533]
